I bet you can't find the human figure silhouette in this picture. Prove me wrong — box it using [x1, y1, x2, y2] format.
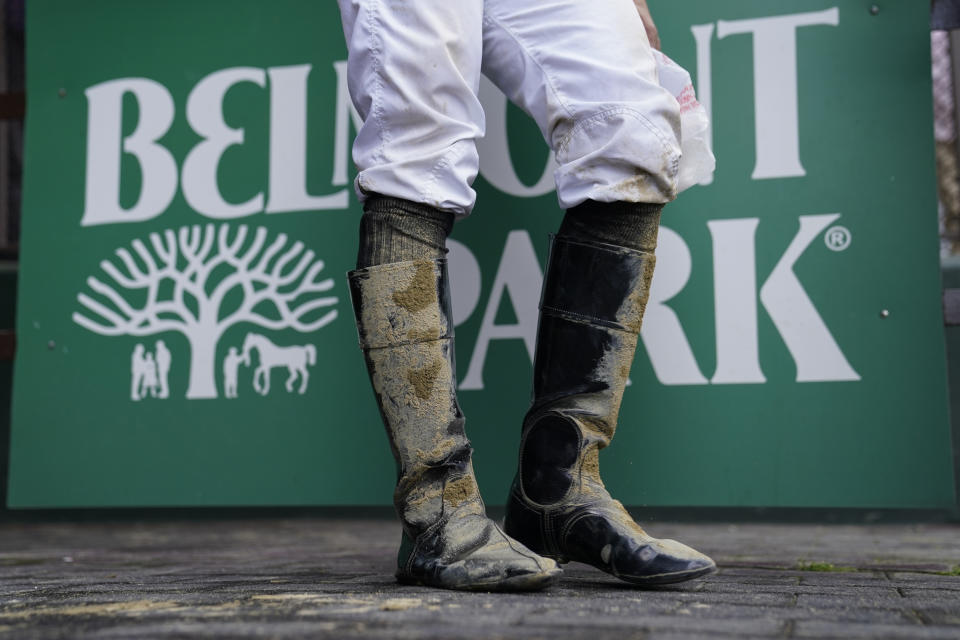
[155, 340, 172, 399]
[130, 344, 146, 401]
[222, 346, 248, 399]
[142, 352, 159, 398]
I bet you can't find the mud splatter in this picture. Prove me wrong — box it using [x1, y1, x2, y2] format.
[369, 343, 458, 469]
[354, 261, 446, 348]
[611, 172, 660, 202]
[581, 448, 601, 483]
[617, 256, 656, 333]
[609, 499, 650, 538]
[251, 594, 378, 615]
[408, 326, 442, 342]
[605, 142, 681, 203]
[443, 473, 479, 508]
[380, 598, 423, 611]
[357, 262, 453, 445]
[354, 259, 497, 546]
[590, 333, 640, 433]
[392, 260, 436, 312]
[578, 447, 608, 500]
[414, 434, 459, 464]
[401, 482, 444, 526]
[252, 594, 327, 602]
[0, 600, 182, 620]
[407, 359, 442, 400]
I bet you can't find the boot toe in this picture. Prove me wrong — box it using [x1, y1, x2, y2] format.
[613, 537, 716, 585]
[564, 511, 715, 585]
[440, 523, 562, 591]
[440, 551, 561, 591]
[402, 517, 562, 591]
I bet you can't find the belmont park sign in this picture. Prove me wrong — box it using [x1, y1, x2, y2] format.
[81, 8, 839, 224]
[77, 7, 856, 394]
[9, 0, 954, 509]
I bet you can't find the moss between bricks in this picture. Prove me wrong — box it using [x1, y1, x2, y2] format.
[933, 566, 960, 576]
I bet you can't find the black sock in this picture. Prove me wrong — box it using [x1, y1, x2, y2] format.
[356, 196, 456, 269]
[558, 200, 663, 253]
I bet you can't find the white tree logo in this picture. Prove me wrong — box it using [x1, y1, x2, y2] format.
[73, 224, 338, 399]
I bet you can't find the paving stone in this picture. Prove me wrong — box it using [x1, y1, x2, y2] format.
[792, 606, 914, 624]
[796, 592, 906, 610]
[794, 620, 959, 639]
[917, 609, 960, 625]
[708, 569, 801, 585]
[903, 598, 960, 622]
[649, 634, 777, 640]
[1, 519, 959, 638]
[698, 584, 799, 599]
[518, 611, 786, 637]
[794, 582, 902, 594]
[683, 587, 792, 603]
[889, 572, 960, 587]
[796, 571, 892, 585]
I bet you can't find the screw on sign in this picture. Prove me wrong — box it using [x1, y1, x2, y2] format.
[824, 225, 851, 251]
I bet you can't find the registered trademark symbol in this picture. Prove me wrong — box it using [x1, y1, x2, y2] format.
[824, 225, 851, 251]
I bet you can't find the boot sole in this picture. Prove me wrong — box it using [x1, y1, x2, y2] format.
[612, 562, 717, 586]
[549, 556, 716, 586]
[397, 566, 562, 592]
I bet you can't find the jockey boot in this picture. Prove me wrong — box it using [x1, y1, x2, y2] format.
[503, 233, 716, 585]
[348, 258, 561, 591]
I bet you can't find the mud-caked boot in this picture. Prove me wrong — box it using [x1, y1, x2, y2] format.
[349, 258, 561, 591]
[503, 236, 715, 585]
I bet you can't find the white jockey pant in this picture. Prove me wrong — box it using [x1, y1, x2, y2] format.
[337, 0, 682, 216]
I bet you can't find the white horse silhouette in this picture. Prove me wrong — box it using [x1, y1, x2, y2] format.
[242, 333, 316, 396]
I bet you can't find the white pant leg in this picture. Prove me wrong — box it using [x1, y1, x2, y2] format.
[481, 0, 682, 208]
[337, 0, 485, 215]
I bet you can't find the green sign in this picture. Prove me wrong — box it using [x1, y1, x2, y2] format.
[8, 0, 955, 508]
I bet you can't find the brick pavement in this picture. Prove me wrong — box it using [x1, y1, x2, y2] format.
[0, 519, 958, 639]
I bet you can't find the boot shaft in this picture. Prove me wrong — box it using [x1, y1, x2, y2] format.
[527, 236, 656, 440]
[350, 257, 562, 590]
[517, 236, 657, 508]
[348, 259, 481, 532]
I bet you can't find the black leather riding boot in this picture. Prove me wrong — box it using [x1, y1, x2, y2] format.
[349, 258, 561, 591]
[503, 236, 716, 585]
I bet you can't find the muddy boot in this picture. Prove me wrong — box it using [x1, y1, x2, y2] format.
[503, 235, 716, 585]
[349, 258, 561, 591]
